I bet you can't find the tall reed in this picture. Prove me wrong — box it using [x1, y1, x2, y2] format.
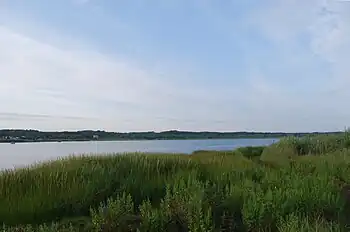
[1, 133, 350, 231]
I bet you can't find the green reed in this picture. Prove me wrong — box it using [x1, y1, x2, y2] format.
[1, 133, 350, 231]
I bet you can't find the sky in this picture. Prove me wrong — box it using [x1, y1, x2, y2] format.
[0, 0, 349, 132]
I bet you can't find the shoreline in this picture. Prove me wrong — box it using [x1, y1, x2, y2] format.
[0, 129, 342, 144]
[0, 137, 279, 144]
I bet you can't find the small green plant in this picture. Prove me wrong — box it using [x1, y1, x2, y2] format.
[236, 146, 265, 158]
[90, 193, 140, 231]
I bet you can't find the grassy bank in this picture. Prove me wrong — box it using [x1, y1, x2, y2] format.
[1, 133, 350, 231]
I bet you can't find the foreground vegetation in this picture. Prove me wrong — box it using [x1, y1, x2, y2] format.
[0, 129, 342, 143]
[1, 133, 350, 231]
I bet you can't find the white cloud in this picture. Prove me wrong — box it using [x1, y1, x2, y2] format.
[0, 25, 249, 131]
[211, 0, 350, 131]
[0, 26, 172, 130]
[1, 0, 350, 132]
[249, 0, 350, 80]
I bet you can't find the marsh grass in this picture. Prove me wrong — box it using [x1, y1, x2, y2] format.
[1, 133, 350, 231]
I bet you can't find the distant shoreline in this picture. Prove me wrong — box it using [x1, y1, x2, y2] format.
[0, 129, 342, 144]
[0, 137, 279, 144]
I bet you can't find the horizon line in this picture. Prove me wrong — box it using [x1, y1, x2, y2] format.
[0, 129, 344, 134]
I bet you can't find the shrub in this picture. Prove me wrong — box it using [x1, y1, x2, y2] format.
[236, 146, 265, 159]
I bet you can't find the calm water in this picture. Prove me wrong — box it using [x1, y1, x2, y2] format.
[0, 138, 278, 170]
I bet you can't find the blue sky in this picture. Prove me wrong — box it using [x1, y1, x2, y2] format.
[0, 0, 349, 132]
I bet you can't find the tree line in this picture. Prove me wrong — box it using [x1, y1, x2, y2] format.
[0, 129, 342, 143]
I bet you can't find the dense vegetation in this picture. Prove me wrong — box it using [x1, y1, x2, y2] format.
[0, 129, 342, 143]
[1, 132, 350, 231]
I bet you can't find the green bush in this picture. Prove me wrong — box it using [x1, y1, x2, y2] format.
[236, 146, 265, 158]
[260, 141, 296, 168]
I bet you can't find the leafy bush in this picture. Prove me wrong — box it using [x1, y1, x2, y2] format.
[236, 146, 265, 158]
